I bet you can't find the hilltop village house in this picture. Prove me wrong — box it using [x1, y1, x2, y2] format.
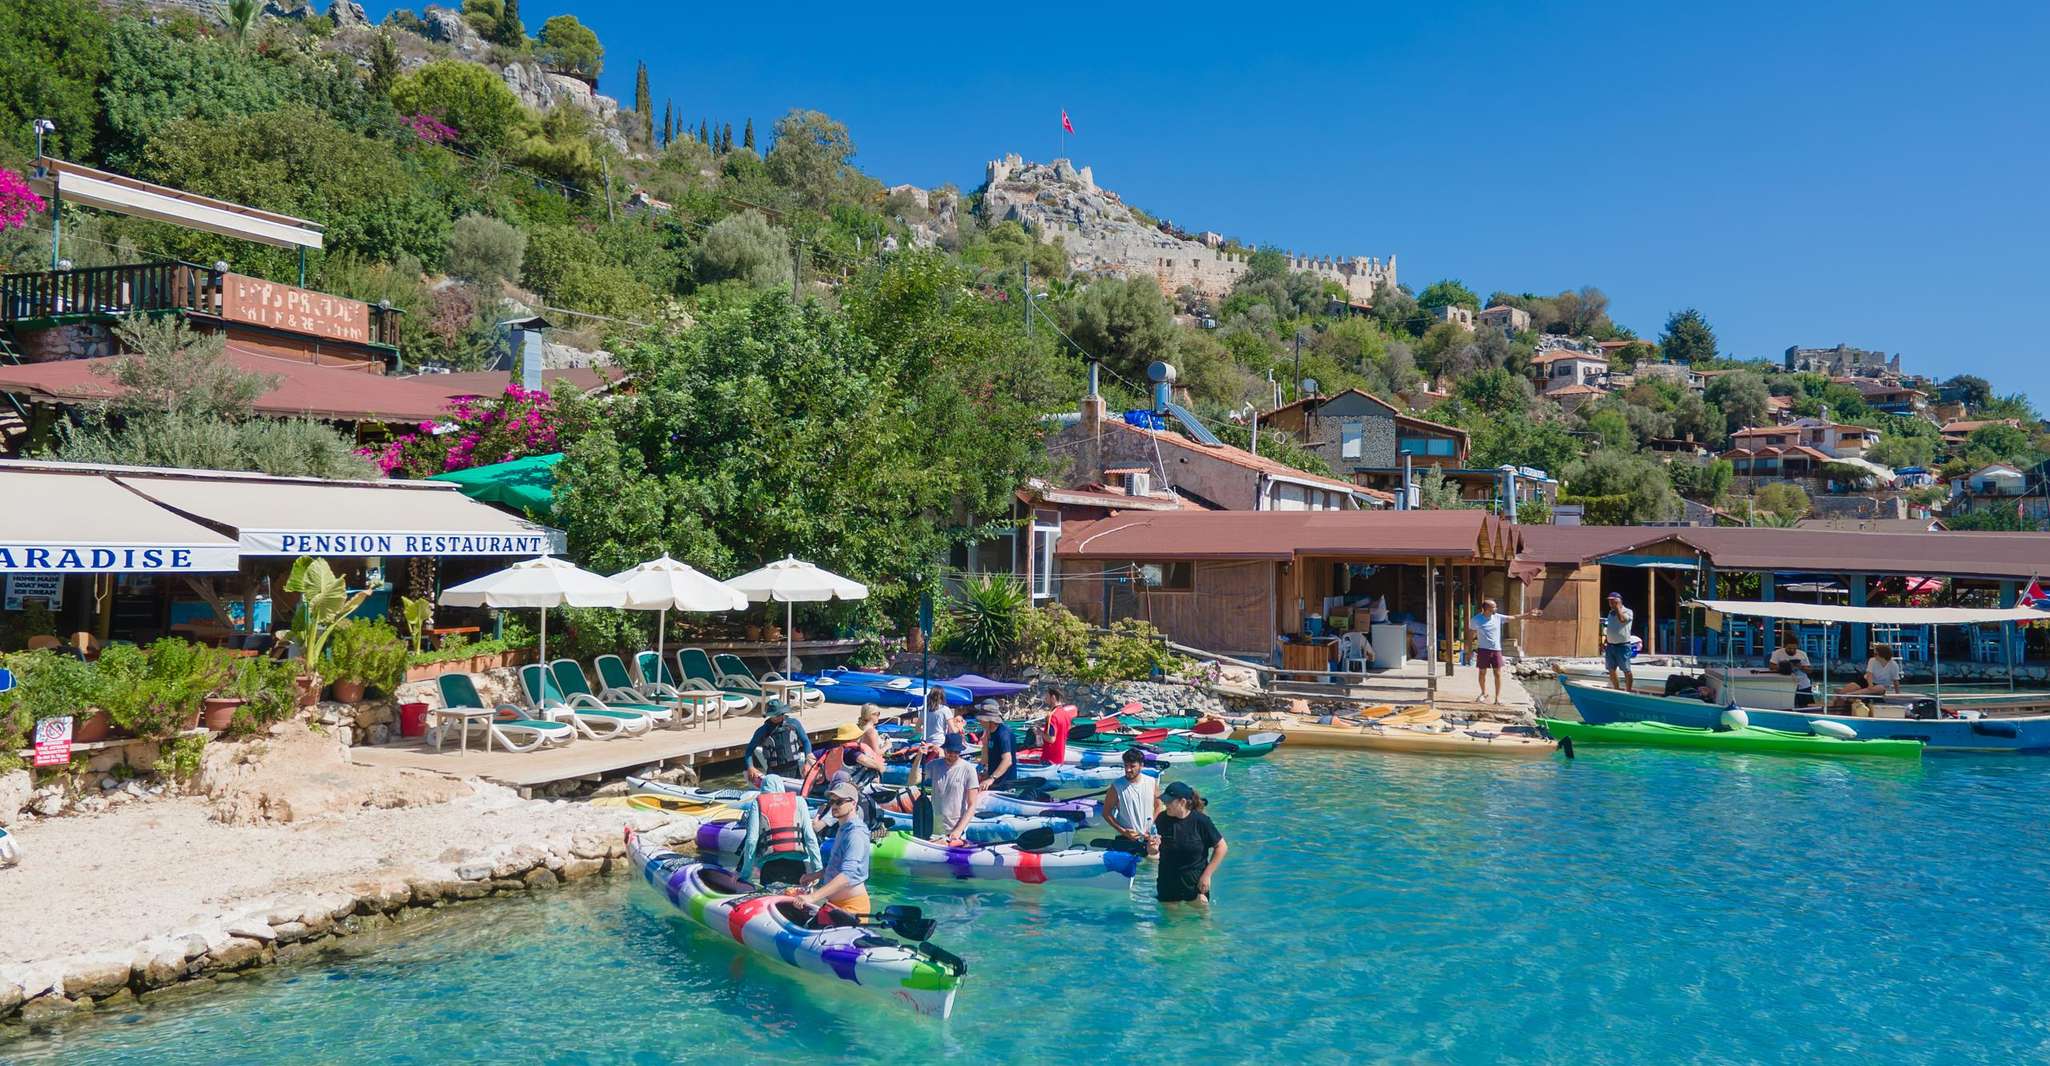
[1259, 388, 1555, 514]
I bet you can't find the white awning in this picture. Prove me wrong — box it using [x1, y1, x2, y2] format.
[1689, 599, 2042, 625]
[117, 473, 557, 557]
[0, 470, 238, 573]
[32, 159, 324, 251]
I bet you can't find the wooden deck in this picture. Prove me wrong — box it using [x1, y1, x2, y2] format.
[349, 703, 909, 794]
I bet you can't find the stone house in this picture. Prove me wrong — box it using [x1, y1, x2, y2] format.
[1532, 350, 1608, 394]
[1434, 305, 1475, 329]
[1476, 304, 1531, 334]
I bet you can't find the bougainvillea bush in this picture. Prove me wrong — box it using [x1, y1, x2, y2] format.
[0, 169, 47, 231]
[366, 384, 561, 476]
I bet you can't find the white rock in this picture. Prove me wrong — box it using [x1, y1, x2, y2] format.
[31, 791, 65, 817]
[455, 862, 493, 881]
[226, 921, 276, 943]
[0, 769, 30, 826]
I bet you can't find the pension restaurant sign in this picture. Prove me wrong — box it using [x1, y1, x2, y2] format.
[239, 531, 556, 557]
[221, 273, 372, 344]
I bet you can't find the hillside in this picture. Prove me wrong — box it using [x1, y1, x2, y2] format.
[0, 0, 2041, 542]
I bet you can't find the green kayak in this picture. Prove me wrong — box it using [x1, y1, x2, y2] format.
[1074, 730, 1283, 758]
[1541, 718, 1923, 759]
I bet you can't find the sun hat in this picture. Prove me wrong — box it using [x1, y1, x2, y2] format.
[765, 698, 789, 715]
[974, 701, 1004, 717]
[831, 723, 863, 741]
[941, 733, 967, 753]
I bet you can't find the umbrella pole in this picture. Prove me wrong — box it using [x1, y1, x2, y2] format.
[539, 605, 548, 667]
[658, 607, 667, 678]
[786, 599, 795, 676]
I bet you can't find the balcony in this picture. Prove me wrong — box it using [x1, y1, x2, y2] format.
[1, 261, 402, 352]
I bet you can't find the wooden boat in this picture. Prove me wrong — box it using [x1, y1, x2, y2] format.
[1259, 714, 1556, 757]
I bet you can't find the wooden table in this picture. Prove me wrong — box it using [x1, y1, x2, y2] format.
[671, 692, 719, 729]
[760, 679, 807, 707]
[430, 707, 497, 753]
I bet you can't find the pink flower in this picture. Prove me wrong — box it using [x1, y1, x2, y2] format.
[0, 169, 48, 232]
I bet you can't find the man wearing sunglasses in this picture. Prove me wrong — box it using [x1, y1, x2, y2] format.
[792, 781, 873, 916]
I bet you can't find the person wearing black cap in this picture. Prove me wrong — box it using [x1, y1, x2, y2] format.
[792, 781, 873, 916]
[973, 702, 1018, 790]
[1154, 780, 1226, 906]
[744, 700, 813, 786]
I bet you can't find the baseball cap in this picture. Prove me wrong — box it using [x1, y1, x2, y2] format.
[1605, 592, 1622, 600]
[941, 733, 967, 753]
[826, 781, 861, 804]
[1162, 781, 1196, 802]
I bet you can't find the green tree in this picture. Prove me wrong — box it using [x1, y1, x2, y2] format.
[462, 0, 523, 45]
[366, 30, 401, 95]
[98, 316, 269, 420]
[1453, 367, 1532, 415]
[1963, 423, 2038, 467]
[1670, 458, 1734, 503]
[1062, 277, 1180, 381]
[662, 100, 672, 144]
[0, 0, 106, 157]
[633, 61, 651, 144]
[766, 109, 856, 212]
[1416, 278, 1480, 313]
[721, 122, 734, 153]
[390, 61, 528, 153]
[696, 210, 789, 289]
[1942, 374, 1993, 410]
[446, 213, 527, 287]
[1659, 308, 1718, 364]
[1464, 415, 1581, 476]
[1752, 482, 1812, 521]
[698, 118, 710, 145]
[1562, 449, 1681, 523]
[743, 117, 755, 150]
[1704, 369, 1770, 432]
[1865, 432, 1935, 470]
[222, 0, 261, 44]
[536, 15, 602, 81]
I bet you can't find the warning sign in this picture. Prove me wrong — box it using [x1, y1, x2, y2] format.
[32, 716, 72, 768]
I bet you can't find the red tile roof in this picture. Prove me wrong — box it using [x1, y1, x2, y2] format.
[1057, 509, 1520, 561]
[1532, 349, 1606, 364]
[1941, 418, 2020, 435]
[1103, 420, 1368, 498]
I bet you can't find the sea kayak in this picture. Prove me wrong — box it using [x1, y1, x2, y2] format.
[688, 820, 1136, 891]
[625, 778, 1082, 845]
[820, 669, 974, 706]
[1073, 731, 1284, 759]
[874, 808, 1078, 846]
[626, 829, 966, 1018]
[1270, 717, 1558, 757]
[1060, 746, 1230, 769]
[790, 672, 927, 707]
[1541, 718, 1924, 759]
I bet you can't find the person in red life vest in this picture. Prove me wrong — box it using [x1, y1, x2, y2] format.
[736, 779, 822, 886]
[1039, 686, 1079, 766]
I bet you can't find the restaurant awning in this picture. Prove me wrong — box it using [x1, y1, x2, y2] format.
[116, 472, 559, 557]
[1689, 599, 2045, 625]
[0, 468, 239, 573]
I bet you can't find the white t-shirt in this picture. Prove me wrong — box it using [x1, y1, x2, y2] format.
[1769, 648, 1810, 669]
[1865, 657, 1902, 689]
[1470, 612, 1505, 652]
[1602, 606, 1634, 645]
[1107, 773, 1158, 836]
[927, 757, 980, 832]
[1369, 597, 1390, 624]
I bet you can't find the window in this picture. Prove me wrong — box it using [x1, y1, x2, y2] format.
[1340, 423, 1363, 459]
[1138, 561, 1193, 590]
[1030, 521, 1058, 599]
[1398, 436, 1458, 457]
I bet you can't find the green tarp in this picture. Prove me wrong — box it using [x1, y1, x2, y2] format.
[427, 452, 560, 516]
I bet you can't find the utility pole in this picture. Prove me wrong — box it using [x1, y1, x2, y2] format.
[1292, 329, 1306, 399]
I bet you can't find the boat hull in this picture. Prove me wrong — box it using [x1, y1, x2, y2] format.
[1542, 718, 1922, 758]
[1271, 718, 1556, 757]
[691, 822, 1137, 891]
[1561, 680, 2050, 753]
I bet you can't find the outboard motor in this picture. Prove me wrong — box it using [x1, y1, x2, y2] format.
[1905, 697, 1940, 720]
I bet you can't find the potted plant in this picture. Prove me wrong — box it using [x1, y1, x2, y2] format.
[2, 650, 107, 743]
[102, 639, 229, 739]
[398, 595, 432, 657]
[226, 656, 299, 735]
[283, 556, 371, 706]
[325, 619, 407, 703]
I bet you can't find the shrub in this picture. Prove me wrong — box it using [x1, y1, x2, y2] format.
[550, 606, 649, 665]
[159, 734, 207, 781]
[446, 212, 527, 287]
[228, 656, 300, 734]
[98, 639, 231, 740]
[0, 650, 98, 767]
[696, 210, 788, 288]
[1015, 604, 1185, 683]
[327, 619, 408, 695]
[946, 574, 1028, 668]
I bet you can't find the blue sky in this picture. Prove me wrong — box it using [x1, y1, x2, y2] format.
[376, 1, 2047, 394]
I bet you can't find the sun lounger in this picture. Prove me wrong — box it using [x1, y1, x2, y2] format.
[518, 664, 653, 739]
[678, 648, 773, 714]
[634, 650, 750, 721]
[550, 659, 678, 729]
[435, 673, 574, 753]
[595, 654, 709, 729]
[712, 652, 824, 707]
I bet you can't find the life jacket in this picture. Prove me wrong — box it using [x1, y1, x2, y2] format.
[755, 791, 805, 858]
[756, 718, 804, 773]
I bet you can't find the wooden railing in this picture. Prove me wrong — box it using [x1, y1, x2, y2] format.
[0, 261, 402, 348]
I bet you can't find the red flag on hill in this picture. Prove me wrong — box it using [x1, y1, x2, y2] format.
[1061, 110, 1074, 134]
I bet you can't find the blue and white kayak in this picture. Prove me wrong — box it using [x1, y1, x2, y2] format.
[1562, 678, 2050, 753]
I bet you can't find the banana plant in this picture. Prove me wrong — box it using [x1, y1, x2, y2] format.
[398, 595, 433, 656]
[283, 556, 371, 681]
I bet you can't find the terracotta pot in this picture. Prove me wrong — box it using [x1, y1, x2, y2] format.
[746, 624, 764, 641]
[331, 679, 367, 704]
[202, 696, 244, 732]
[906, 626, 925, 654]
[72, 710, 113, 743]
[295, 674, 321, 708]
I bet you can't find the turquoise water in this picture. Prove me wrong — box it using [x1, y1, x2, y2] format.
[12, 750, 2050, 1063]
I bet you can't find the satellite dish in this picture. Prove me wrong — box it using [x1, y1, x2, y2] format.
[1146, 361, 1178, 384]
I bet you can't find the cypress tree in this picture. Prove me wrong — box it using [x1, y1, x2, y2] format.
[743, 117, 755, 151]
[721, 122, 733, 152]
[634, 63, 652, 144]
[662, 100, 673, 145]
[699, 119, 709, 145]
[497, 0, 522, 44]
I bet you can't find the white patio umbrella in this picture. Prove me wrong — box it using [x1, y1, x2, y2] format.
[438, 556, 628, 666]
[608, 555, 748, 673]
[723, 556, 869, 674]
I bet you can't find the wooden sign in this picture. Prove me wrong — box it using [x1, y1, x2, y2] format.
[221, 273, 371, 344]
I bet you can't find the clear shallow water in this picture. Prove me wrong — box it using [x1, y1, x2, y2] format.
[12, 750, 2050, 1064]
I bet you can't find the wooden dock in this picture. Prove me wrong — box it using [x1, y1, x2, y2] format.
[350, 704, 910, 795]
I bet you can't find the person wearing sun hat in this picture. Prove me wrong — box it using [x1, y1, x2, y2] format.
[744, 699, 813, 786]
[1154, 780, 1226, 906]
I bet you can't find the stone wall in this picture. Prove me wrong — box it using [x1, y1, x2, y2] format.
[13, 323, 115, 362]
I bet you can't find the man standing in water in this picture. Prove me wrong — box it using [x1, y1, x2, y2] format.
[1602, 591, 1636, 691]
[1466, 597, 1541, 705]
[1103, 747, 1159, 856]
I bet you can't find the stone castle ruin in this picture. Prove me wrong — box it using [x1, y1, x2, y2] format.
[978, 155, 1396, 302]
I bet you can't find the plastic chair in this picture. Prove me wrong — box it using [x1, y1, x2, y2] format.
[1895, 626, 1929, 662]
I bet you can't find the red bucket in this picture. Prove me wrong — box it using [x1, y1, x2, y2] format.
[399, 702, 431, 738]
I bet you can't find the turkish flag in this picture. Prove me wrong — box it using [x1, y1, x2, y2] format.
[1061, 110, 1075, 134]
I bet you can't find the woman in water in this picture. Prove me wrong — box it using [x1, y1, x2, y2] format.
[1153, 781, 1227, 907]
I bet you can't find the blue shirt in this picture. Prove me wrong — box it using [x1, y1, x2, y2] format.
[981, 721, 1018, 787]
[744, 716, 814, 773]
[822, 818, 871, 891]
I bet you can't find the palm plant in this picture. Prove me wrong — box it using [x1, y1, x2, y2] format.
[948, 574, 1028, 668]
[283, 556, 371, 683]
